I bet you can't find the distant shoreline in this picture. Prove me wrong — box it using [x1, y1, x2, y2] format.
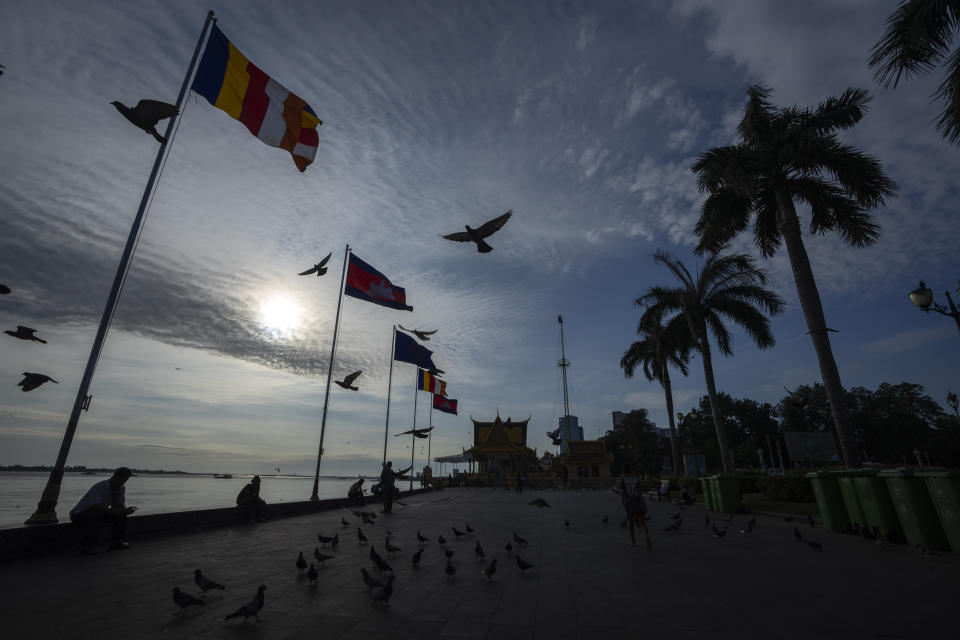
[0, 466, 375, 480]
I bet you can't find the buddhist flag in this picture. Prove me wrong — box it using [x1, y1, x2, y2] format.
[417, 368, 446, 396]
[191, 24, 322, 172]
[433, 394, 458, 415]
[394, 330, 435, 369]
[345, 254, 413, 311]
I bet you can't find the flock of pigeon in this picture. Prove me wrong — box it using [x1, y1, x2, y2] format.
[1, 283, 59, 392]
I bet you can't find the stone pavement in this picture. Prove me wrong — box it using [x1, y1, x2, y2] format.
[3, 488, 957, 639]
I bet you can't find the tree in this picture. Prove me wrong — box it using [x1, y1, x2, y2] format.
[620, 316, 691, 475]
[638, 251, 785, 472]
[692, 84, 897, 468]
[869, 0, 960, 144]
[602, 409, 662, 476]
[680, 393, 779, 471]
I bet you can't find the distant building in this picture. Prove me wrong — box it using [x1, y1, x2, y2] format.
[558, 415, 583, 454]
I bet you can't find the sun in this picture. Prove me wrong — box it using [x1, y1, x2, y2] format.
[259, 296, 302, 333]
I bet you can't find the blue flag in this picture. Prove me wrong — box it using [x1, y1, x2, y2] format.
[394, 330, 436, 369]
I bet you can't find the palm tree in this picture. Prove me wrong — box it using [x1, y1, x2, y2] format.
[869, 0, 960, 144]
[691, 84, 896, 468]
[620, 317, 691, 476]
[638, 251, 785, 473]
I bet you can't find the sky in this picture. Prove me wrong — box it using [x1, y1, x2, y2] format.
[1, 1, 958, 480]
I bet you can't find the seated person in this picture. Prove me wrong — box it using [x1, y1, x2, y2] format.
[348, 478, 366, 505]
[236, 475, 268, 522]
[678, 482, 696, 505]
[70, 466, 137, 554]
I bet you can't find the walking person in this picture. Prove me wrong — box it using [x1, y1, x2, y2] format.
[515, 472, 523, 494]
[626, 474, 652, 549]
[69, 467, 137, 554]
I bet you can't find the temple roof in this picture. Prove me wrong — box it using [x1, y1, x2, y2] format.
[471, 414, 530, 447]
[562, 440, 614, 464]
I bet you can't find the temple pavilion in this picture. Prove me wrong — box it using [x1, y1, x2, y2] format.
[464, 413, 540, 486]
[557, 439, 614, 488]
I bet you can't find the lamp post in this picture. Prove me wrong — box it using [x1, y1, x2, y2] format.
[909, 281, 960, 332]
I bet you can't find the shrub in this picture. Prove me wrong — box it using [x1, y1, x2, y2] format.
[756, 474, 815, 503]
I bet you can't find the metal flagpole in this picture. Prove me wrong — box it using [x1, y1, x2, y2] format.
[409, 374, 418, 491]
[311, 244, 350, 500]
[427, 399, 433, 471]
[25, 10, 217, 525]
[382, 325, 396, 465]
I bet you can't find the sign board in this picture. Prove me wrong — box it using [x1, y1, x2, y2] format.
[683, 454, 707, 476]
[784, 431, 840, 462]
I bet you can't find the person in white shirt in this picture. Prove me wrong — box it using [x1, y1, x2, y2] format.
[69, 467, 136, 554]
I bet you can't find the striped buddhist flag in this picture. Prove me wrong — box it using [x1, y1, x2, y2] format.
[417, 369, 446, 396]
[191, 24, 322, 172]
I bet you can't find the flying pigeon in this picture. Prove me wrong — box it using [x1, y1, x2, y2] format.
[361, 567, 382, 592]
[529, 498, 551, 508]
[296, 551, 307, 574]
[298, 252, 332, 276]
[224, 584, 266, 622]
[395, 427, 434, 439]
[442, 209, 513, 253]
[4, 326, 46, 343]
[412, 548, 423, 567]
[373, 574, 394, 606]
[427, 367, 445, 377]
[111, 99, 178, 143]
[416, 531, 428, 545]
[314, 548, 333, 565]
[445, 560, 456, 580]
[171, 587, 205, 613]
[483, 558, 497, 582]
[358, 528, 368, 544]
[335, 371, 362, 391]
[546, 428, 562, 446]
[452, 526, 467, 539]
[474, 541, 485, 559]
[18, 372, 58, 392]
[512, 531, 527, 546]
[515, 555, 534, 574]
[0, 283, 10, 294]
[193, 569, 225, 596]
[307, 563, 318, 585]
[398, 325, 437, 341]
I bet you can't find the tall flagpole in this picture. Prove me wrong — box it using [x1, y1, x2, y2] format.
[311, 244, 350, 501]
[382, 325, 396, 465]
[410, 374, 418, 491]
[25, 10, 217, 525]
[427, 399, 433, 472]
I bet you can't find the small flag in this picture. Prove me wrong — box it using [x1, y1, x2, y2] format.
[433, 394, 458, 415]
[191, 24, 322, 172]
[417, 368, 446, 396]
[394, 330, 436, 369]
[344, 255, 413, 311]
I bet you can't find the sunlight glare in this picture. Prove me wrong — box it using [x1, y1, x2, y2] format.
[259, 295, 302, 333]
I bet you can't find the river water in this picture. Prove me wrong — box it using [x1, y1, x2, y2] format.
[0, 472, 359, 529]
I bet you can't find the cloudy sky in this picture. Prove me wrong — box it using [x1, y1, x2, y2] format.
[1, 1, 957, 478]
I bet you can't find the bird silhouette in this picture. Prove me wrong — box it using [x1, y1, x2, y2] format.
[662, 520, 682, 533]
[474, 540, 485, 559]
[361, 567, 383, 592]
[111, 99, 178, 143]
[358, 528, 368, 544]
[4, 326, 46, 343]
[298, 252, 332, 276]
[194, 569, 225, 596]
[563, 519, 571, 529]
[808, 515, 816, 528]
[330, 533, 339, 550]
[442, 210, 513, 253]
[601, 515, 608, 525]
[452, 526, 467, 540]
[398, 325, 437, 341]
[711, 525, 727, 538]
[438, 534, 447, 545]
[335, 371, 362, 391]
[784, 516, 796, 522]
[370, 547, 393, 574]
[805, 540, 823, 552]
[917, 544, 941, 558]
[318, 533, 333, 546]
[546, 428, 562, 446]
[224, 584, 266, 622]
[373, 574, 394, 606]
[445, 560, 456, 580]
[171, 587, 205, 613]
[465, 523, 474, 534]
[793, 527, 803, 541]
[669, 512, 682, 521]
[17, 372, 58, 392]
[296, 551, 307, 574]
[516, 555, 534, 574]
[416, 531, 428, 545]
[483, 558, 497, 582]
[512, 532, 527, 545]
[444, 548, 455, 560]
[412, 548, 423, 567]
[395, 427, 433, 439]
[427, 367, 445, 377]
[385, 537, 401, 555]
[705, 515, 710, 528]
[504, 541, 513, 554]
[307, 563, 318, 585]
[0, 283, 10, 294]
[342, 517, 350, 528]
[314, 548, 333, 565]
[528, 497, 551, 508]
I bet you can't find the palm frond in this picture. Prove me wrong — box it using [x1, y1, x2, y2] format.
[738, 83, 777, 145]
[753, 187, 782, 258]
[695, 190, 753, 255]
[868, 0, 957, 88]
[933, 44, 960, 144]
[806, 88, 871, 133]
[709, 299, 778, 350]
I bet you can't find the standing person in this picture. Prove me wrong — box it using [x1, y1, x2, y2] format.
[626, 475, 652, 549]
[69, 467, 136, 554]
[236, 475, 268, 522]
[348, 478, 366, 505]
[380, 462, 397, 513]
[515, 473, 523, 494]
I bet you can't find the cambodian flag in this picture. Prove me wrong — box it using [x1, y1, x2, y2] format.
[344, 254, 413, 311]
[433, 394, 458, 415]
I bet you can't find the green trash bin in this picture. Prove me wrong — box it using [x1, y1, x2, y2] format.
[853, 469, 903, 542]
[806, 470, 850, 533]
[699, 477, 715, 511]
[879, 468, 949, 550]
[836, 471, 866, 533]
[713, 475, 742, 514]
[708, 476, 721, 512]
[917, 470, 960, 554]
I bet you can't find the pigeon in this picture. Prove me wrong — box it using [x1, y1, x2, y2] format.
[358, 528, 368, 544]
[427, 367, 445, 377]
[0, 65, 4, 77]
[416, 531, 428, 545]
[917, 544, 941, 558]
[438, 534, 447, 545]
[783, 516, 796, 522]
[385, 537, 401, 555]
[318, 533, 333, 546]
[371, 548, 393, 574]
[563, 519, 571, 529]
[808, 515, 816, 528]
[546, 428, 562, 446]
[620, 518, 627, 528]
[361, 513, 375, 525]
[442, 210, 513, 253]
[224, 584, 266, 622]
[330, 533, 339, 550]
[474, 541, 485, 559]
[314, 548, 333, 565]
[704, 515, 710, 528]
[17, 372, 58, 392]
[452, 526, 467, 540]
[307, 563, 318, 585]
[528, 498, 551, 508]
[4, 326, 47, 343]
[361, 567, 383, 592]
[335, 371, 362, 391]
[373, 574, 394, 605]
[739, 521, 755, 535]
[352, 510, 376, 520]
[298, 252, 332, 276]
[412, 548, 423, 567]
[171, 587, 205, 613]
[111, 99, 178, 143]
[711, 525, 727, 538]
[720, 516, 734, 523]
[669, 512, 682, 521]
[296, 551, 307, 574]
[444, 548, 455, 560]
[483, 558, 497, 582]
[445, 560, 456, 579]
[193, 569, 225, 596]
[398, 325, 437, 341]
[662, 521, 681, 533]
[805, 540, 823, 552]
[465, 523, 475, 534]
[395, 427, 434, 439]
[513, 532, 528, 546]
[516, 555, 534, 574]
[504, 541, 513, 554]
[0, 283, 10, 294]
[342, 517, 350, 528]
[601, 515, 608, 525]
[793, 527, 803, 541]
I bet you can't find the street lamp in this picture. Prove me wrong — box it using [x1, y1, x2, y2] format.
[909, 281, 960, 332]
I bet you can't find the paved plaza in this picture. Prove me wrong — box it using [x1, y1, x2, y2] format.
[3, 487, 957, 639]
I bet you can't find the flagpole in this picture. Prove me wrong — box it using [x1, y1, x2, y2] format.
[410, 375, 417, 491]
[25, 10, 217, 525]
[310, 244, 350, 501]
[427, 399, 433, 472]
[382, 325, 396, 465]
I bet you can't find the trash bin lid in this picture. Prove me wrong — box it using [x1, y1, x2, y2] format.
[914, 469, 957, 478]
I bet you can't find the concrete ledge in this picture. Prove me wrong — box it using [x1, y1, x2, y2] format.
[0, 488, 430, 561]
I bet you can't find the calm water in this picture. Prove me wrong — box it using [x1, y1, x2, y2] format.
[0, 472, 358, 529]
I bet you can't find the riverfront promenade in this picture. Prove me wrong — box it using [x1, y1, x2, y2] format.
[3, 488, 957, 639]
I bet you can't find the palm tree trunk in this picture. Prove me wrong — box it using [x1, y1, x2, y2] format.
[661, 364, 681, 475]
[775, 193, 862, 468]
[690, 320, 734, 472]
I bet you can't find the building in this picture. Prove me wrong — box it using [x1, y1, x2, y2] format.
[559, 439, 614, 488]
[464, 414, 539, 486]
[558, 414, 584, 454]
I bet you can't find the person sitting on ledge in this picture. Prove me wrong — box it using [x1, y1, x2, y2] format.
[348, 478, 366, 505]
[236, 475, 268, 522]
[69, 466, 137, 555]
